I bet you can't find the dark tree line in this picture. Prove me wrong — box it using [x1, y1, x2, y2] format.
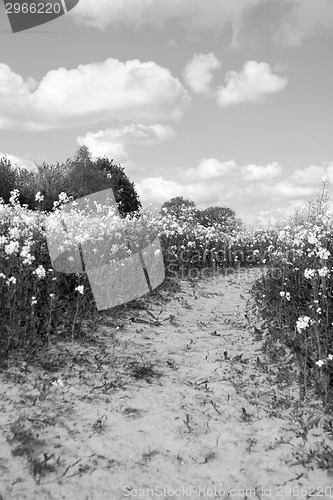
[0, 145, 141, 217]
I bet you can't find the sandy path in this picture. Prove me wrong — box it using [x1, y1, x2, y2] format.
[0, 268, 332, 500]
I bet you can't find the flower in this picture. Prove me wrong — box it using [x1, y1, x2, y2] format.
[280, 291, 285, 297]
[304, 268, 316, 280]
[75, 285, 84, 295]
[318, 267, 330, 277]
[35, 191, 44, 203]
[296, 316, 312, 333]
[35, 265, 46, 279]
[6, 276, 16, 285]
[4, 241, 20, 255]
[316, 360, 325, 367]
[31, 296, 37, 306]
[286, 292, 291, 301]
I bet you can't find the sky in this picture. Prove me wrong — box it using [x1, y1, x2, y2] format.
[0, 0, 332, 225]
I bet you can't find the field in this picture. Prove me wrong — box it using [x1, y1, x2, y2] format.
[1, 182, 333, 499]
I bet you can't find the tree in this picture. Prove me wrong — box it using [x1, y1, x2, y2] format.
[94, 156, 142, 217]
[196, 206, 240, 232]
[0, 156, 18, 203]
[161, 196, 197, 219]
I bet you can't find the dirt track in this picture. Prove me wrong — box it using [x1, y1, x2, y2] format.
[0, 268, 332, 500]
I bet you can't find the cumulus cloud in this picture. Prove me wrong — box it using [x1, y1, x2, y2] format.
[241, 162, 282, 181]
[77, 123, 175, 164]
[72, 0, 333, 47]
[0, 152, 36, 171]
[72, 0, 261, 43]
[291, 163, 333, 184]
[0, 59, 190, 130]
[217, 61, 287, 107]
[274, 0, 333, 47]
[136, 159, 333, 223]
[183, 53, 221, 95]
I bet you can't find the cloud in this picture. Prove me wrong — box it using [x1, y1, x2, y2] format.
[217, 61, 287, 107]
[183, 53, 221, 95]
[183, 158, 236, 182]
[0, 152, 36, 171]
[242, 162, 282, 181]
[136, 159, 333, 224]
[73, 0, 261, 42]
[0, 59, 190, 130]
[72, 0, 333, 47]
[291, 163, 333, 184]
[77, 123, 175, 164]
[274, 0, 333, 47]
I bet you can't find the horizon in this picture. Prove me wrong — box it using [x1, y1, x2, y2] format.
[0, 0, 332, 226]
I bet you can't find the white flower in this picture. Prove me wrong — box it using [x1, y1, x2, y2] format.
[317, 248, 330, 260]
[9, 227, 20, 239]
[328, 354, 333, 361]
[286, 292, 291, 301]
[6, 276, 17, 285]
[316, 359, 325, 367]
[35, 191, 44, 203]
[318, 267, 330, 277]
[52, 378, 64, 388]
[31, 296, 37, 306]
[0, 273, 6, 279]
[0, 236, 7, 246]
[35, 265, 46, 279]
[280, 291, 285, 297]
[296, 316, 312, 333]
[304, 268, 316, 279]
[75, 285, 84, 295]
[308, 234, 318, 245]
[5, 241, 20, 255]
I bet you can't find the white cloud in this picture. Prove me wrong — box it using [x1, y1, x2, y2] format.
[183, 53, 221, 95]
[0, 152, 36, 171]
[274, 0, 333, 47]
[77, 123, 175, 164]
[136, 159, 333, 224]
[0, 59, 190, 130]
[217, 61, 287, 107]
[184, 158, 236, 182]
[242, 162, 282, 181]
[72, 0, 333, 46]
[73, 0, 261, 42]
[291, 163, 333, 184]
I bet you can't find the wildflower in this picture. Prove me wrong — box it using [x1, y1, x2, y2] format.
[296, 316, 311, 333]
[304, 268, 316, 279]
[318, 267, 330, 277]
[280, 291, 285, 297]
[34, 265, 46, 279]
[0, 273, 6, 279]
[308, 234, 318, 245]
[328, 354, 333, 361]
[4, 241, 20, 255]
[317, 248, 330, 260]
[316, 360, 325, 367]
[31, 296, 37, 306]
[75, 285, 84, 295]
[49, 293, 55, 298]
[0, 236, 7, 246]
[52, 378, 64, 388]
[35, 191, 44, 203]
[286, 292, 291, 301]
[6, 276, 17, 285]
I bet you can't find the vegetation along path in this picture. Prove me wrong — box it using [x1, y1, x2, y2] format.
[0, 268, 332, 500]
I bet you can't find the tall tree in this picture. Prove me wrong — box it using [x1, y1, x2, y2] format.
[161, 196, 197, 219]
